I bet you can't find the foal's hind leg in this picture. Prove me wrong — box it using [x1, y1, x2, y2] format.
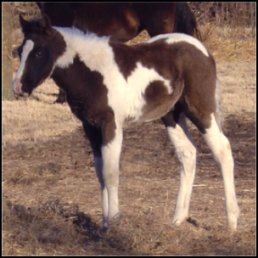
[162, 110, 197, 226]
[201, 113, 240, 230]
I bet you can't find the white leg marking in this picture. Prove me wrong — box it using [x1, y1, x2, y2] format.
[167, 114, 197, 225]
[203, 113, 240, 231]
[101, 127, 123, 222]
[94, 156, 108, 224]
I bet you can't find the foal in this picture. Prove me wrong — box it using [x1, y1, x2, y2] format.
[12, 16, 240, 231]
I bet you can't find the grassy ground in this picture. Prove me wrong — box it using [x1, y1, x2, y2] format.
[2, 3, 13, 100]
[2, 25, 256, 255]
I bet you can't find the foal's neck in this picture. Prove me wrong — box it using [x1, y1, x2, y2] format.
[53, 26, 117, 72]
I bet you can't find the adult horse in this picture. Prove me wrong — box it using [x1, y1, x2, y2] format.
[36, 2, 200, 103]
[12, 15, 239, 231]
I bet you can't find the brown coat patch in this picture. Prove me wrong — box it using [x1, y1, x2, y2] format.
[52, 55, 116, 144]
[142, 80, 181, 121]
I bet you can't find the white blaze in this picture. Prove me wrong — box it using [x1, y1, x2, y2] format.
[15, 40, 34, 80]
[12, 40, 34, 94]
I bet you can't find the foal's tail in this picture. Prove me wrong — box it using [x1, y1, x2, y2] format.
[214, 79, 224, 130]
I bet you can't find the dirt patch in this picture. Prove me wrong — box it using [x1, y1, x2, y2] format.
[3, 109, 256, 255]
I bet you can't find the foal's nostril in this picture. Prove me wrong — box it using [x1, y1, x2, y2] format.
[12, 77, 23, 97]
[11, 78, 30, 99]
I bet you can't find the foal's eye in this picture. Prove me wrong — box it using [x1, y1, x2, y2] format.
[35, 50, 43, 58]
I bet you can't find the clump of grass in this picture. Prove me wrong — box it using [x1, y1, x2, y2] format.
[3, 3, 14, 100]
[3, 199, 90, 255]
[8, 169, 41, 185]
[7, 162, 61, 186]
[200, 23, 255, 62]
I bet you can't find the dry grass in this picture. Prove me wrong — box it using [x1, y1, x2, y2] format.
[2, 24, 256, 255]
[128, 24, 256, 63]
[200, 24, 256, 62]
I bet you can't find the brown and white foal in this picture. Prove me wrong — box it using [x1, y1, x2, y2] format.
[12, 16, 240, 231]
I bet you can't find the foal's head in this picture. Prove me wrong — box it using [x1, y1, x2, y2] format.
[12, 15, 65, 97]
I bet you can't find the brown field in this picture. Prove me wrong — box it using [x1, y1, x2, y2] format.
[2, 26, 256, 255]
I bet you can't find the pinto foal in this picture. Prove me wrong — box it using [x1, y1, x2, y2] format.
[12, 16, 240, 231]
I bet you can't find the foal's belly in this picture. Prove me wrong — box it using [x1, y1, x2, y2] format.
[121, 88, 175, 125]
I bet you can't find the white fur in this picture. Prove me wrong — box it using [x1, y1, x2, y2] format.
[55, 45, 76, 69]
[101, 126, 123, 222]
[108, 62, 172, 123]
[12, 40, 34, 94]
[54, 27, 111, 70]
[16, 40, 34, 79]
[166, 114, 197, 225]
[147, 33, 209, 57]
[202, 113, 240, 231]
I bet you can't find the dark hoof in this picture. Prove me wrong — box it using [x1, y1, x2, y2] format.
[99, 213, 121, 233]
[54, 91, 67, 104]
[54, 97, 66, 104]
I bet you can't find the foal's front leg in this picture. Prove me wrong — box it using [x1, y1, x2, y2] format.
[101, 119, 123, 228]
[82, 121, 108, 225]
[83, 119, 123, 228]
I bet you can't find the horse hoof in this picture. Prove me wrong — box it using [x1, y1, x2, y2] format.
[99, 212, 122, 232]
[99, 220, 109, 234]
[172, 219, 183, 226]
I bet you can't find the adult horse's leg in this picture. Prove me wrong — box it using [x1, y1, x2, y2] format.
[162, 107, 197, 225]
[134, 3, 176, 37]
[174, 3, 198, 36]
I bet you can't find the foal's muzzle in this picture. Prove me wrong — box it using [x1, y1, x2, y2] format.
[11, 77, 28, 98]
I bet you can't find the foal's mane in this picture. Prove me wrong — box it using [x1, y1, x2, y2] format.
[53, 26, 111, 43]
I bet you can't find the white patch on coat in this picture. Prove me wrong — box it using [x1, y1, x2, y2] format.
[203, 113, 240, 231]
[107, 62, 172, 123]
[12, 40, 34, 93]
[147, 33, 209, 57]
[53, 27, 173, 125]
[54, 27, 111, 70]
[55, 45, 76, 68]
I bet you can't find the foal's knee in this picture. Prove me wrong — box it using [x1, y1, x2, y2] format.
[104, 171, 119, 187]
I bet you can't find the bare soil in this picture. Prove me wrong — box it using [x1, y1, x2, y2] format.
[2, 29, 256, 255]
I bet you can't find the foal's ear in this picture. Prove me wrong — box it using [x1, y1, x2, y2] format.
[19, 14, 52, 35]
[19, 15, 30, 33]
[39, 14, 52, 30]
